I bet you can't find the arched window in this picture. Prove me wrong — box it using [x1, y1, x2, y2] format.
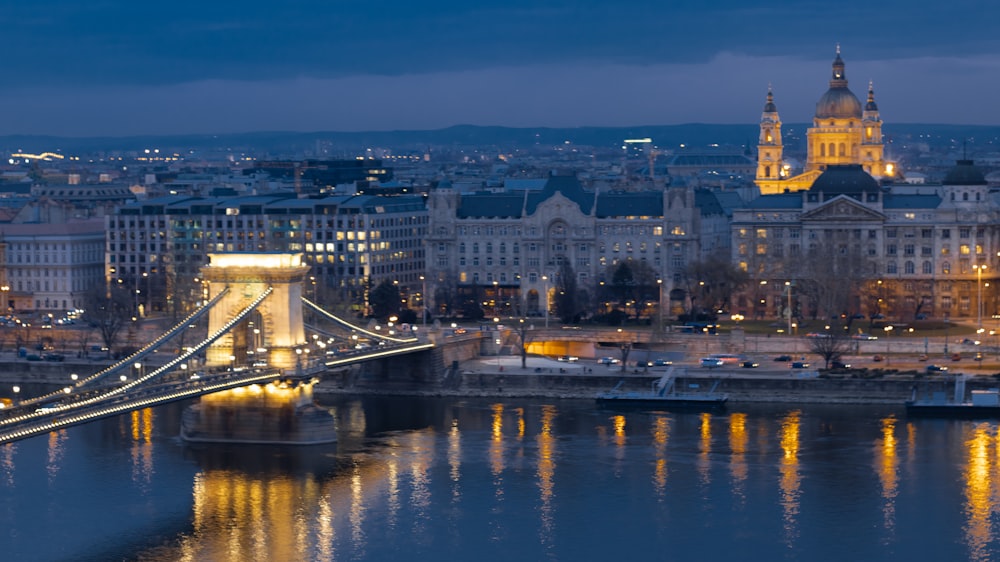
[820, 144, 826, 157]
[905, 261, 915, 274]
[963, 192, 969, 201]
[764, 165, 771, 177]
[942, 261, 951, 274]
[923, 261, 933, 274]
[839, 143, 846, 156]
[828, 143, 835, 157]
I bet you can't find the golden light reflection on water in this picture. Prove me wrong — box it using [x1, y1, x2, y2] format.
[876, 417, 898, 535]
[778, 410, 801, 548]
[697, 413, 712, 486]
[404, 430, 435, 540]
[537, 405, 557, 544]
[1, 442, 14, 486]
[130, 408, 154, 487]
[448, 418, 461, 503]
[651, 416, 670, 498]
[45, 429, 67, 483]
[490, 403, 506, 542]
[729, 413, 748, 505]
[963, 424, 996, 562]
[188, 470, 314, 561]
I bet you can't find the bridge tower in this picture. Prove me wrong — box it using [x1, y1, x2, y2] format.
[200, 253, 310, 371]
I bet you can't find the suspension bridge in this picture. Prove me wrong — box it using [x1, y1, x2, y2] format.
[0, 253, 435, 445]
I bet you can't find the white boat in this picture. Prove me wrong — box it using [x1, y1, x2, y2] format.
[596, 367, 728, 409]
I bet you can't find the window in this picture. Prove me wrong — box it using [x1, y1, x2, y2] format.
[923, 261, 933, 274]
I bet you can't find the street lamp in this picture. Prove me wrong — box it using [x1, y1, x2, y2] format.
[974, 264, 988, 329]
[12, 385, 19, 405]
[542, 275, 550, 328]
[785, 281, 793, 336]
[884, 325, 893, 365]
[657, 278, 664, 329]
[419, 275, 427, 327]
[493, 280, 500, 317]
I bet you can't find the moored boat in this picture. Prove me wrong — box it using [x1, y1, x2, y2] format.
[906, 375, 1000, 418]
[596, 367, 728, 409]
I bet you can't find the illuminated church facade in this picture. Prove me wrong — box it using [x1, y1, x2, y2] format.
[756, 48, 896, 195]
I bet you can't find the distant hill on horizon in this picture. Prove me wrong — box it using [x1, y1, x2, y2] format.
[0, 123, 997, 155]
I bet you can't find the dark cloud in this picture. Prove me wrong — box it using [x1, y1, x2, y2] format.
[0, 1, 999, 134]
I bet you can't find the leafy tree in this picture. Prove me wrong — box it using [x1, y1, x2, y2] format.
[554, 261, 579, 323]
[369, 280, 401, 321]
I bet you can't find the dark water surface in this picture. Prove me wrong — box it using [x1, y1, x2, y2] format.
[1, 396, 998, 561]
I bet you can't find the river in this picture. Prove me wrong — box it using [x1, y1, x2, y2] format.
[1, 395, 998, 561]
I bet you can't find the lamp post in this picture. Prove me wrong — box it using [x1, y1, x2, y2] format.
[884, 325, 893, 365]
[493, 280, 500, 317]
[974, 264, 987, 329]
[12, 385, 19, 406]
[420, 275, 427, 327]
[785, 281, 793, 336]
[657, 278, 664, 330]
[542, 275, 550, 328]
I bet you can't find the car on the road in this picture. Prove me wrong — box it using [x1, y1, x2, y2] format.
[852, 333, 878, 340]
[557, 355, 578, 362]
[952, 353, 962, 361]
[926, 364, 948, 373]
[597, 356, 620, 365]
[651, 359, 672, 367]
[741, 360, 759, 368]
[805, 332, 830, 338]
[873, 354, 884, 362]
[700, 357, 724, 368]
[830, 360, 852, 369]
[774, 355, 793, 362]
[791, 361, 810, 369]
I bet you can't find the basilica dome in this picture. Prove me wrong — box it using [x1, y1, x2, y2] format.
[810, 164, 880, 195]
[815, 88, 862, 119]
[814, 51, 862, 120]
[942, 159, 987, 186]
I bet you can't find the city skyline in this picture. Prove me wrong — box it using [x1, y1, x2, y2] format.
[3, 1, 1000, 136]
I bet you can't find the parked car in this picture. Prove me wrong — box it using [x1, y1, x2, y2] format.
[791, 361, 810, 369]
[774, 355, 793, 362]
[742, 360, 759, 368]
[926, 364, 948, 373]
[700, 357, 724, 368]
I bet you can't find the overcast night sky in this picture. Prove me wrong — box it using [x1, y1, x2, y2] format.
[2, 0, 1000, 137]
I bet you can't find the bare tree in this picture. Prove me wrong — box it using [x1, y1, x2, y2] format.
[808, 333, 853, 369]
[81, 285, 133, 358]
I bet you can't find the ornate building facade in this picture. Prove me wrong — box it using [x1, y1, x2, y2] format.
[424, 175, 723, 320]
[734, 161, 1000, 323]
[756, 48, 895, 195]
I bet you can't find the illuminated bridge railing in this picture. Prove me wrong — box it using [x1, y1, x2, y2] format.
[301, 297, 418, 344]
[0, 288, 273, 428]
[0, 339, 433, 444]
[18, 287, 232, 408]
